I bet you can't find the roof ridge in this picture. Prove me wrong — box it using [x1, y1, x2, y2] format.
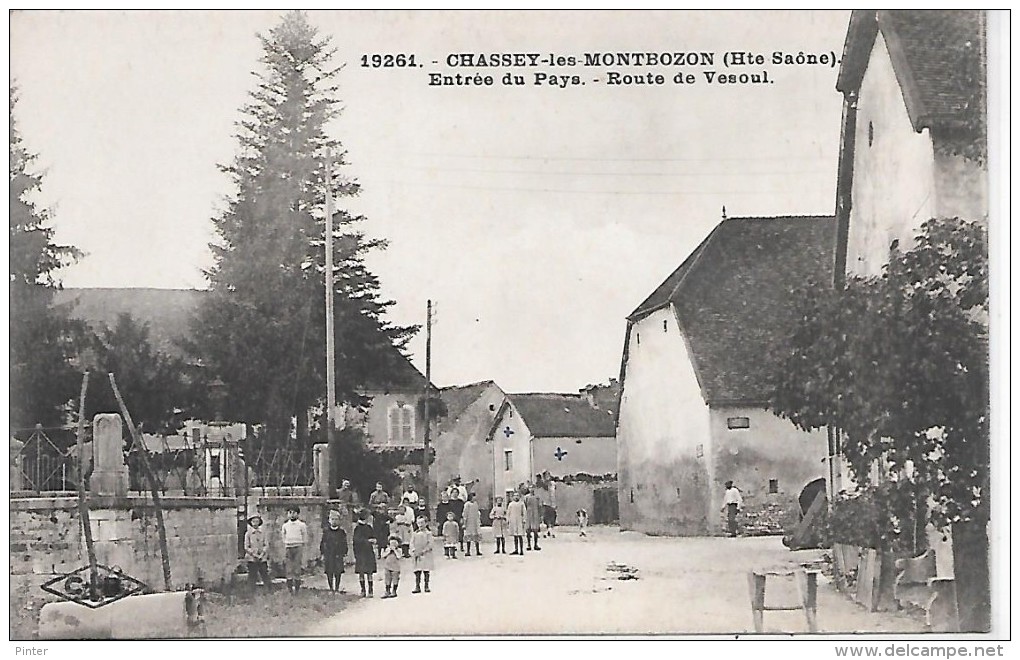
[508, 392, 584, 399]
[442, 380, 494, 391]
[665, 222, 722, 304]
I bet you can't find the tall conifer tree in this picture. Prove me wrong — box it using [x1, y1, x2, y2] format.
[191, 12, 416, 443]
[9, 88, 82, 427]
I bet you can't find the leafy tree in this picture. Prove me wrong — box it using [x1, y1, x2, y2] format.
[770, 217, 989, 534]
[189, 12, 416, 445]
[318, 426, 405, 502]
[9, 88, 83, 427]
[78, 313, 198, 434]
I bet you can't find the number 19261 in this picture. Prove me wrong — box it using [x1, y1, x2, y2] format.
[361, 54, 418, 68]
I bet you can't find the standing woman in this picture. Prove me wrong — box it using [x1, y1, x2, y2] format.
[320, 508, 348, 593]
[352, 510, 377, 597]
[462, 493, 482, 556]
[489, 496, 508, 554]
[506, 492, 527, 555]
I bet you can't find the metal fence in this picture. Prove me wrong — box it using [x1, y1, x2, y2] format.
[10, 426, 83, 493]
[246, 442, 314, 492]
[11, 425, 315, 496]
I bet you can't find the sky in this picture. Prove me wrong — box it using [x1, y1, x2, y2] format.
[10, 10, 851, 392]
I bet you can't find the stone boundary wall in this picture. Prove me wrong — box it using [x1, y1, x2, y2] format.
[10, 495, 239, 588]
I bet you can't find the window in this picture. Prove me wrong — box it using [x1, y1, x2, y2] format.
[727, 417, 750, 429]
[388, 403, 415, 444]
[663, 319, 668, 332]
[504, 450, 513, 472]
[636, 333, 640, 345]
[868, 120, 874, 147]
[769, 479, 779, 494]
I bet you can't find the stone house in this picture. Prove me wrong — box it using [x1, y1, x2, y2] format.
[616, 215, 835, 536]
[433, 380, 507, 511]
[834, 10, 987, 282]
[832, 10, 989, 630]
[487, 393, 617, 502]
[342, 352, 431, 451]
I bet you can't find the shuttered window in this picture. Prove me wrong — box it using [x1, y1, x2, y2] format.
[389, 403, 415, 444]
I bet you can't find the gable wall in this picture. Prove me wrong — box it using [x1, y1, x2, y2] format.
[617, 306, 713, 535]
[491, 403, 533, 498]
[847, 32, 936, 277]
[360, 391, 425, 449]
[433, 384, 504, 509]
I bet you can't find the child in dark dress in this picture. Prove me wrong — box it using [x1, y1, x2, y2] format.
[352, 510, 377, 597]
[320, 509, 348, 593]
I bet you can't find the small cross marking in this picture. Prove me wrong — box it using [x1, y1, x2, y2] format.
[554, 447, 568, 461]
[503, 426, 514, 438]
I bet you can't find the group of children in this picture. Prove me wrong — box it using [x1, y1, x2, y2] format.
[242, 492, 593, 599]
[351, 510, 434, 598]
[243, 505, 313, 594]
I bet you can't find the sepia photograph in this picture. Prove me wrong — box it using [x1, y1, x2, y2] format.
[7, 8, 1006, 647]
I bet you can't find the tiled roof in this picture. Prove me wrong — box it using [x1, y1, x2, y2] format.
[837, 10, 986, 132]
[439, 381, 497, 429]
[630, 216, 837, 405]
[507, 393, 617, 438]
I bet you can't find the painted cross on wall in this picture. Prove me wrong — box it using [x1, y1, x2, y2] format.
[554, 447, 568, 461]
[503, 426, 514, 438]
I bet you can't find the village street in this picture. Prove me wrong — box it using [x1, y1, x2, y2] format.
[303, 527, 925, 636]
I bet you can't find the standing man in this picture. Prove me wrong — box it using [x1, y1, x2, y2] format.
[402, 482, 420, 506]
[722, 480, 743, 537]
[337, 479, 360, 506]
[523, 488, 543, 551]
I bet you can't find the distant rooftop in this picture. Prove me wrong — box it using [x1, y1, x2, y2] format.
[507, 392, 616, 438]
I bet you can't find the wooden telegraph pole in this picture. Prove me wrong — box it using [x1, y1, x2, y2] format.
[422, 300, 433, 512]
[324, 153, 337, 494]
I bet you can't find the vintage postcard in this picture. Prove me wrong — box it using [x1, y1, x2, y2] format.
[7, 9, 1006, 649]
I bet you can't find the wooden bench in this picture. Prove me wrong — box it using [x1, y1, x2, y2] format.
[748, 568, 819, 633]
[894, 549, 959, 632]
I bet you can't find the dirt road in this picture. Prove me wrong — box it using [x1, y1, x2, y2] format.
[304, 527, 925, 636]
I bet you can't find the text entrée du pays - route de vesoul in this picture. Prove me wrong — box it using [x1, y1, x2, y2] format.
[359, 50, 839, 88]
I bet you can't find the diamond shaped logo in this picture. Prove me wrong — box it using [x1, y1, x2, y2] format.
[41, 564, 149, 609]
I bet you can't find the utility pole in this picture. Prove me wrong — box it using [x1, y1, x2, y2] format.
[324, 153, 337, 494]
[422, 299, 433, 512]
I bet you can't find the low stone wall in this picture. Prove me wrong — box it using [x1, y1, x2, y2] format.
[248, 496, 330, 575]
[719, 492, 800, 537]
[10, 495, 240, 589]
[549, 482, 593, 525]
